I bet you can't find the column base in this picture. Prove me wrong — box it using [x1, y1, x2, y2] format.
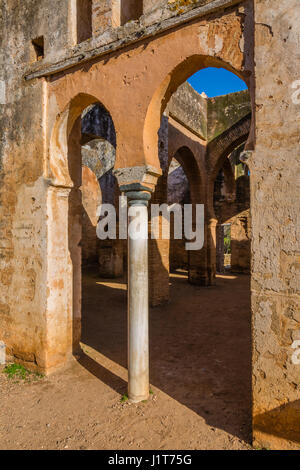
[188, 271, 215, 286]
[128, 393, 150, 403]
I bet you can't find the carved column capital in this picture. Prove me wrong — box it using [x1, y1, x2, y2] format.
[113, 164, 162, 191]
[240, 150, 253, 165]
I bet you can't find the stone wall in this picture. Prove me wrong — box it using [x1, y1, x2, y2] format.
[231, 208, 251, 273]
[167, 83, 251, 275]
[81, 165, 102, 264]
[168, 82, 251, 141]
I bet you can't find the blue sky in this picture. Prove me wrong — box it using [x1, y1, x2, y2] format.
[187, 67, 247, 97]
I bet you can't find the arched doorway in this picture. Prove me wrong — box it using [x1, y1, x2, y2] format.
[48, 94, 123, 369]
[145, 64, 253, 442]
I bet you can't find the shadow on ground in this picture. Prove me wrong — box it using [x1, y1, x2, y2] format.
[81, 266, 252, 443]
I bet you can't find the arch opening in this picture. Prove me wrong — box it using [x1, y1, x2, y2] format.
[214, 140, 251, 275]
[49, 95, 128, 375]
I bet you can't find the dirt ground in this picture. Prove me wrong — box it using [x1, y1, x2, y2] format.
[0, 270, 253, 450]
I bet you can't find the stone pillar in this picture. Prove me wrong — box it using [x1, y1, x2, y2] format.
[207, 218, 218, 285]
[120, 183, 152, 403]
[98, 240, 124, 278]
[216, 224, 225, 273]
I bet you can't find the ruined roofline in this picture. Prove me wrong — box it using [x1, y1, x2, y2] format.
[179, 81, 207, 100]
[206, 88, 250, 101]
[179, 81, 249, 101]
[24, 0, 243, 81]
[168, 81, 251, 141]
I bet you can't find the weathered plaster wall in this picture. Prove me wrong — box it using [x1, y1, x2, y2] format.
[207, 90, 251, 141]
[168, 84, 251, 142]
[214, 167, 250, 274]
[1, 0, 253, 367]
[168, 159, 190, 205]
[168, 160, 190, 271]
[79, 84, 251, 284]
[81, 166, 102, 264]
[230, 208, 251, 272]
[90, 1, 227, 43]
[250, 0, 300, 449]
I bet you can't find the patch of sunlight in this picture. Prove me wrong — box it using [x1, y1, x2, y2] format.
[216, 274, 237, 280]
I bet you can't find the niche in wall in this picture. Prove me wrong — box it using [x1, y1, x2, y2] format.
[77, 0, 93, 43]
[112, 0, 143, 27]
[31, 36, 44, 61]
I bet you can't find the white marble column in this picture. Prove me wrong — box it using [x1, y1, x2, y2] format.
[121, 184, 152, 403]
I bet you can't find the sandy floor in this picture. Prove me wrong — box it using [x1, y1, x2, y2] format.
[0, 270, 252, 450]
